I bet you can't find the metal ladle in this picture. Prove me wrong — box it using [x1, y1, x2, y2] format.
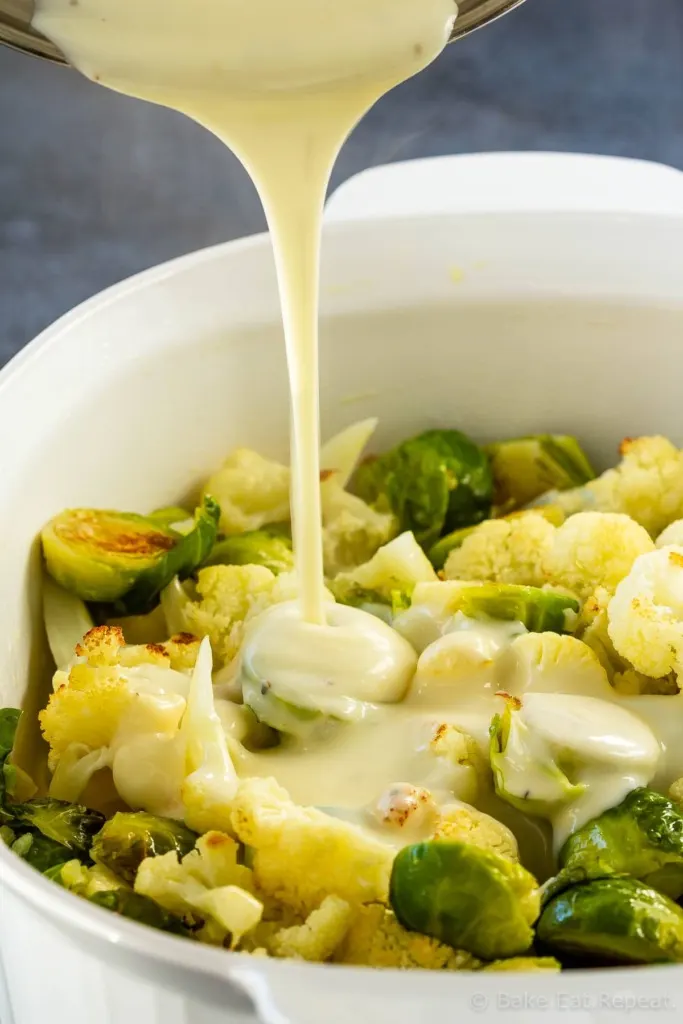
[0, 0, 527, 64]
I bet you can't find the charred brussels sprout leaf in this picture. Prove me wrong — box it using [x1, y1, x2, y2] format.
[354, 430, 493, 549]
[390, 840, 539, 960]
[544, 788, 683, 904]
[11, 798, 105, 858]
[89, 889, 191, 936]
[486, 435, 595, 511]
[11, 832, 74, 873]
[91, 812, 198, 884]
[205, 528, 294, 575]
[41, 497, 220, 614]
[537, 877, 683, 965]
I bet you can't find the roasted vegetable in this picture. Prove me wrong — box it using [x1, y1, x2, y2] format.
[205, 528, 294, 575]
[354, 430, 493, 548]
[11, 798, 105, 858]
[537, 877, 683, 965]
[428, 505, 565, 571]
[390, 840, 539, 960]
[428, 581, 579, 635]
[91, 811, 199, 884]
[0, 708, 22, 820]
[544, 789, 683, 903]
[10, 831, 74, 873]
[41, 496, 220, 614]
[486, 435, 594, 511]
[89, 889, 191, 936]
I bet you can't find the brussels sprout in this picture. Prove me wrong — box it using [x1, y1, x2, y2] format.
[429, 581, 579, 635]
[390, 840, 540, 960]
[41, 496, 220, 614]
[544, 788, 683, 904]
[428, 505, 565, 570]
[537, 877, 683, 965]
[242, 672, 328, 741]
[205, 528, 294, 575]
[489, 699, 586, 819]
[354, 430, 493, 548]
[11, 798, 105, 858]
[11, 832, 74, 873]
[479, 957, 561, 972]
[89, 889, 191, 937]
[485, 435, 595, 511]
[91, 811, 198, 884]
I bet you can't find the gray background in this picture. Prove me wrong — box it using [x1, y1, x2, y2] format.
[0, 0, 681, 362]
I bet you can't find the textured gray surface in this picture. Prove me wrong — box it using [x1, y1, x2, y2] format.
[0, 0, 682, 361]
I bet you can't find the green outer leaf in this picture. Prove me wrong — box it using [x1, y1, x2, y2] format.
[91, 812, 198, 884]
[205, 529, 294, 575]
[437, 582, 579, 634]
[11, 798, 105, 858]
[0, 709, 22, 822]
[89, 889, 191, 937]
[390, 840, 539, 961]
[354, 430, 493, 549]
[11, 832, 74, 873]
[537, 877, 683, 965]
[544, 788, 683, 904]
[111, 496, 220, 615]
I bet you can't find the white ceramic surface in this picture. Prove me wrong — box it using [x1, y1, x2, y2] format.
[2, 153, 683, 1023]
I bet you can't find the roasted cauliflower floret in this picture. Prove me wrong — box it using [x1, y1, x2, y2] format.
[543, 436, 683, 538]
[608, 546, 683, 684]
[230, 777, 395, 915]
[542, 512, 653, 600]
[269, 895, 353, 962]
[444, 512, 554, 587]
[335, 904, 480, 970]
[433, 803, 519, 862]
[203, 448, 290, 536]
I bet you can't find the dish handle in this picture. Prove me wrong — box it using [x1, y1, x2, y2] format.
[325, 152, 683, 221]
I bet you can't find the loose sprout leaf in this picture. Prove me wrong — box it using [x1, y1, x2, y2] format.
[354, 429, 493, 549]
[147, 507, 192, 529]
[89, 889, 192, 937]
[43, 577, 94, 670]
[390, 840, 539, 960]
[205, 529, 294, 575]
[91, 812, 198, 884]
[11, 832, 74, 873]
[485, 435, 595, 510]
[537, 877, 683, 965]
[0, 709, 22, 821]
[544, 788, 683, 904]
[11, 798, 105, 858]
[41, 497, 220, 615]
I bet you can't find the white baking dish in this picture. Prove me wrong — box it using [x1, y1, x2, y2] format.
[2, 152, 683, 1024]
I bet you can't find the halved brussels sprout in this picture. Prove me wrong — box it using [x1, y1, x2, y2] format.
[485, 435, 595, 511]
[537, 877, 683, 965]
[544, 788, 683, 903]
[354, 429, 493, 549]
[89, 889, 191, 936]
[205, 528, 294, 575]
[429, 581, 579, 635]
[91, 811, 198, 884]
[390, 840, 540, 960]
[41, 497, 220, 614]
[241, 670, 334, 742]
[428, 505, 565, 570]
